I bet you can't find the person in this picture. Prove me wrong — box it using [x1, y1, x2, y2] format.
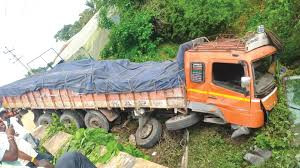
[55, 152, 96, 168]
[0, 109, 40, 149]
[0, 119, 53, 168]
[0, 110, 96, 168]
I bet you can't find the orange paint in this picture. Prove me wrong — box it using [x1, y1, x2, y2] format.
[185, 38, 278, 128]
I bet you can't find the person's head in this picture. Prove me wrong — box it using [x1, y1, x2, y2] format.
[0, 119, 6, 132]
[0, 109, 16, 120]
[5, 110, 16, 118]
[0, 108, 5, 119]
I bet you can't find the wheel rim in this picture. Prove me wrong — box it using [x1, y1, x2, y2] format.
[89, 118, 103, 128]
[139, 123, 153, 139]
[41, 120, 49, 125]
[62, 118, 73, 127]
[170, 115, 185, 121]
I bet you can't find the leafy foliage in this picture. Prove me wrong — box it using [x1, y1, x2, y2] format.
[243, 0, 300, 64]
[94, 0, 246, 61]
[43, 114, 148, 165]
[93, 0, 300, 63]
[145, 0, 244, 42]
[54, 4, 96, 42]
[253, 66, 299, 167]
[26, 62, 54, 77]
[59, 128, 147, 164]
[100, 10, 159, 61]
[43, 113, 77, 141]
[254, 92, 293, 150]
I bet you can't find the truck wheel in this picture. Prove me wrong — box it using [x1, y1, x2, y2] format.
[165, 112, 200, 131]
[37, 113, 52, 126]
[84, 110, 110, 132]
[60, 111, 85, 128]
[136, 118, 162, 148]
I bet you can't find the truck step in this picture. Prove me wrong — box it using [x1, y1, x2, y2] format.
[203, 116, 226, 125]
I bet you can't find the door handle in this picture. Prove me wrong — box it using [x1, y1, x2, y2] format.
[208, 95, 217, 99]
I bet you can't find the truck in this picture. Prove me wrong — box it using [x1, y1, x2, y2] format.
[0, 27, 280, 148]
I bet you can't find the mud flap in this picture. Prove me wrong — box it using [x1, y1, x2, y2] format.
[99, 109, 119, 122]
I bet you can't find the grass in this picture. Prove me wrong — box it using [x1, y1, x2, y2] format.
[188, 123, 252, 168]
[188, 124, 299, 168]
[147, 129, 184, 168]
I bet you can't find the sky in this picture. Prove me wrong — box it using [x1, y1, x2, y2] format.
[0, 0, 87, 86]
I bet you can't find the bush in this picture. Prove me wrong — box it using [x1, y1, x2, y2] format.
[100, 10, 159, 61]
[94, 0, 300, 64]
[146, 0, 244, 42]
[244, 0, 300, 64]
[95, 0, 245, 61]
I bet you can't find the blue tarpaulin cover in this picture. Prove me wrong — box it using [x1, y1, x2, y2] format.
[0, 59, 185, 96]
[0, 40, 195, 97]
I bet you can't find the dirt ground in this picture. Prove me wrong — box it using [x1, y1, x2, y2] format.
[111, 120, 185, 168]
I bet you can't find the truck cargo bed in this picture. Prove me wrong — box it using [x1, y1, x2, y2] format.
[3, 87, 185, 110]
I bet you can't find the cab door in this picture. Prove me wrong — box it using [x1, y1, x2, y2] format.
[207, 59, 251, 126]
[185, 54, 208, 103]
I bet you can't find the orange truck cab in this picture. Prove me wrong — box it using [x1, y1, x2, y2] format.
[183, 30, 279, 136]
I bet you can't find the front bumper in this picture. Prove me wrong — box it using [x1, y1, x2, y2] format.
[261, 87, 278, 111]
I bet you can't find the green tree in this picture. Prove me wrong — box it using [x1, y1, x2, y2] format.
[95, 0, 300, 63]
[54, 1, 96, 42]
[54, 24, 73, 42]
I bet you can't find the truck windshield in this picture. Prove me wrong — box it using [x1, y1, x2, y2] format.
[253, 55, 276, 98]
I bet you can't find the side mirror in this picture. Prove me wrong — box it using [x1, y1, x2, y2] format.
[241, 77, 251, 88]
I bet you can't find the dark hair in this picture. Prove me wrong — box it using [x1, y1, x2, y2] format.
[0, 108, 7, 118]
[0, 111, 5, 118]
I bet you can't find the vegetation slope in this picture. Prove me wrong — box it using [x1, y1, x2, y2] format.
[53, 0, 300, 167]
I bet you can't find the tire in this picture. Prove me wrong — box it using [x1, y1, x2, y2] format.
[84, 110, 110, 132]
[136, 118, 162, 148]
[165, 112, 200, 131]
[37, 113, 52, 126]
[60, 110, 85, 128]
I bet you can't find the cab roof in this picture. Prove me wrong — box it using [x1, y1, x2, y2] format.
[186, 37, 277, 61]
[189, 38, 245, 52]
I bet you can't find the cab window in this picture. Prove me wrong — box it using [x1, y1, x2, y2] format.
[212, 63, 244, 93]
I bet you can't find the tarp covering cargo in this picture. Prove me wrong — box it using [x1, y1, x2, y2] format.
[0, 59, 184, 97]
[176, 37, 207, 69]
